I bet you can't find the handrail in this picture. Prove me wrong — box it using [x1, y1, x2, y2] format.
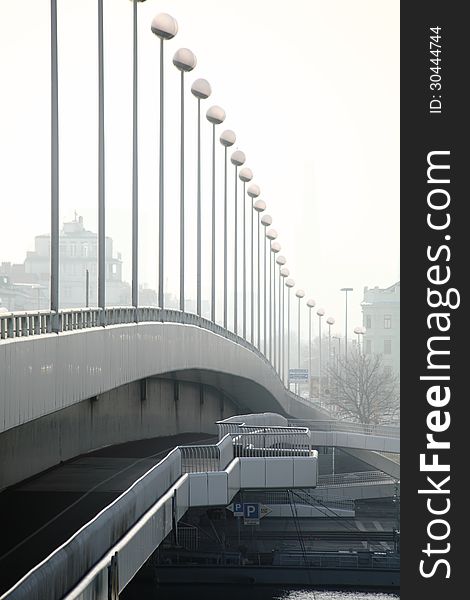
[317, 470, 397, 487]
[274, 552, 400, 569]
[289, 419, 400, 438]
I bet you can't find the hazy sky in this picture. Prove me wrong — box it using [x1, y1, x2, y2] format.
[0, 0, 399, 336]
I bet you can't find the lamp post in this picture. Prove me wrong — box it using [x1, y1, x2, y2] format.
[317, 308, 325, 403]
[253, 195, 265, 349]
[295, 289, 305, 394]
[191, 79, 212, 317]
[354, 325, 366, 355]
[239, 169, 254, 340]
[286, 278, 295, 389]
[326, 316, 335, 395]
[340, 287, 353, 361]
[50, 0, 59, 329]
[247, 183, 261, 344]
[97, 0, 106, 323]
[271, 241, 281, 371]
[306, 298, 316, 399]
[276, 255, 286, 375]
[265, 228, 277, 361]
[261, 214, 272, 355]
[206, 105, 226, 321]
[173, 49, 197, 312]
[151, 13, 178, 309]
[220, 130, 236, 328]
[333, 335, 341, 370]
[280, 266, 290, 384]
[231, 150, 246, 334]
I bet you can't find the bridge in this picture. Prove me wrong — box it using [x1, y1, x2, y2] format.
[0, 3, 399, 598]
[0, 307, 399, 598]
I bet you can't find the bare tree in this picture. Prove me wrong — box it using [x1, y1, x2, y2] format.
[327, 349, 399, 424]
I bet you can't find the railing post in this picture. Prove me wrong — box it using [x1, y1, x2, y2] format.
[107, 552, 119, 600]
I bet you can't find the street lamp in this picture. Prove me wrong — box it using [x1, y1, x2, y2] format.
[340, 287, 353, 361]
[295, 289, 305, 393]
[276, 255, 287, 375]
[231, 150, 246, 334]
[191, 79, 212, 317]
[271, 241, 281, 371]
[261, 214, 272, 356]
[326, 316, 335, 393]
[253, 194, 265, 349]
[97, 0, 110, 322]
[265, 229, 277, 362]
[220, 130, 236, 328]
[306, 298, 316, 400]
[239, 169, 254, 340]
[173, 49, 197, 313]
[354, 325, 366, 355]
[50, 0, 59, 329]
[333, 335, 341, 370]
[280, 267, 290, 384]
[151, 13, 178, 309]
[317, 308, 325, 402]
[206, 105, 226, 322]
[247, 183, 261, 344]
[286, 278, 295, 389]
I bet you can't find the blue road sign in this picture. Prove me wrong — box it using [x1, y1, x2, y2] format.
[233, 502, 244, 517]
[289, 368, 309, 382]
[243, 503, 260, 520]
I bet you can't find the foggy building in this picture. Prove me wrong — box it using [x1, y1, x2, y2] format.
[1, 215, 130, 310]
[361, 281, 400, 377]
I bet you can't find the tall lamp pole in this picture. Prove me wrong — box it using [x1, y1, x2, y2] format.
[295, 289, 305, 394]
[333, 335, 341, 370]
[239, 169, 254, 340]
[206, 106, 226, 322]
[326, 316, 335, 395]
[265, 228, 277, 361]
[340, 287, 353, 362]
[97, 0, 106, 323]
[276, 255, 287, 375]
[317, 308, 325, 403]
[50, 0, 59, 330]
[261, 214, 272, 355]
[173, 49, 197, 312]
[280, 266, 290, 384]
[231, 150, 246, 334]
[270, 241, 281, 372]
[191, 79, 212, 317]
[253, 196, 265, 349]
[354, 325, 366, 355]
[306, 298, 316, 399]
[285, 278, 295, 389]
[219, 130, 236, 328]
[247, 183, 261, 344]
[151, 13, 178, 310]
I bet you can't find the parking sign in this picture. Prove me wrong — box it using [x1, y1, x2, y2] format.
[233, 502, 244, 517]
[243, 502, 260, 525]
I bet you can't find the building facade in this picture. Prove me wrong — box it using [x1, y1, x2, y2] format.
[0, 215, 130, 311]
[361, 281, 400, 377]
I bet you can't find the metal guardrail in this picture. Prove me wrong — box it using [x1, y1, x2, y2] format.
[231, 428, 313, 457]
[289, 419, 400, 439]
[180, 434, 235, 474]
[274, 552, 400, 570]
[317, 471, 397, 488]
[243, 490, 355, 512]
